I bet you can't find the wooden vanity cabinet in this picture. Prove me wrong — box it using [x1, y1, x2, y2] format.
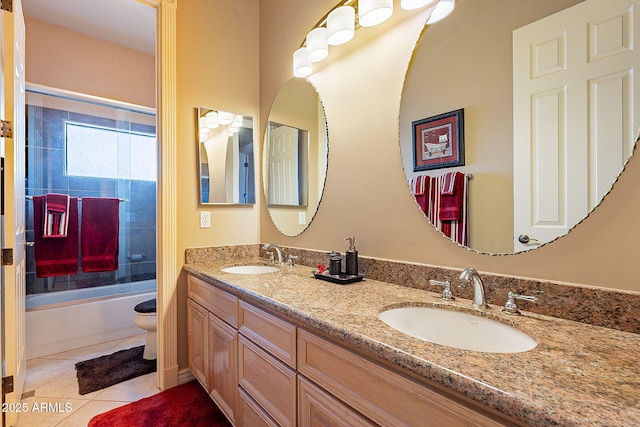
[187, 275, 239, 426]
[187, 273, 518, 426]
[238, 300, 297, 427]
[187, 299, 209, 389]
[207, 312, 238, 422]
[298, 376, 376, 427]
[298, 329, 516, 427]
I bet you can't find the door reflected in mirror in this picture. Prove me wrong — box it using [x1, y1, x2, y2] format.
[266, 121, 309, 207]
[263, 78, 328, 237]
[400, 0, 639, 255]
[197, 107, 255, 205]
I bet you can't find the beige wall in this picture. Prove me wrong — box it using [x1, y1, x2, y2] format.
[259, 0, 640, 293]
[176, 0, 260, 368]
[25, 17, 155, 108]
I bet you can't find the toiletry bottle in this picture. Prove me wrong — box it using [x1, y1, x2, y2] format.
[327, 251, 342, 276]
[345, 237, 359, 276]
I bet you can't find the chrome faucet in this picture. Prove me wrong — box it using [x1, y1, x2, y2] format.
[262, 243, 283, 265]
[459, 267, 488, 308]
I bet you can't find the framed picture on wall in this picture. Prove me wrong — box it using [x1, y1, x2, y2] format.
[412, 109, 464, 171]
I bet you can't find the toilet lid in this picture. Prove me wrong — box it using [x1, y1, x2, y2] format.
[134, 298, 156, 313]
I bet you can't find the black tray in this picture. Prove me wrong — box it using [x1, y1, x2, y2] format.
[313, 272, 364, 285]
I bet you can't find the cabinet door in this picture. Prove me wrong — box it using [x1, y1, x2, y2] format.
[298, 329, 515, 427]
[298, 377, 375, 427]
[208, 312, 238, 425]
[187, 299, 209, 390]
[239, 387, 280, 427]
[239, 335, 297, 427]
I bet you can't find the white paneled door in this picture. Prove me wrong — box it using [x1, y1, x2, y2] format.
[513, 0, 639, 252]
[267, 125, 300, 206]
[1, 0, 26, 425]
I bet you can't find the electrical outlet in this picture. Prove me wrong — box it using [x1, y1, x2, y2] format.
[298, 212, 306, 226]
[200, 211, 211, 228]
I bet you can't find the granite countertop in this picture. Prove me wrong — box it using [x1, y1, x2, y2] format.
[184, 259, 640, 426]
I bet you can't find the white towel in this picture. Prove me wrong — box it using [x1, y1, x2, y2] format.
[43, 193, 70, 238]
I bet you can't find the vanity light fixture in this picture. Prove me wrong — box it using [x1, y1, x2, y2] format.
[358, 0, 393, 27]
[306, 27, 329, 62]
[205, 111, 219, 128]
[218, 111, 234, 126]
[426, 0, 454, 24]
[327, 5, 355, 45]
[232, 115, 243, 128]
[293, 47, 313, 78]
[293, 0, 451, 78]
[400, 0, 431, 10]
[199, 116, 208, 130]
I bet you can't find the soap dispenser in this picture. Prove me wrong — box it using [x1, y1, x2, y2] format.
[344, 237, 359, 276]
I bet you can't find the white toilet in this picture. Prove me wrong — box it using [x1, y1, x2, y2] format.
[134, 298, 157, 360]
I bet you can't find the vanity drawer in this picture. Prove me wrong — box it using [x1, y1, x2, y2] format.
[238, 387, 279, 427]
[239, 300, 297, 368]
[188, 274, 238, 328]
[298, 376, 375, 427]
[239, 335, 296, 427]
[298, 329, 515, 427]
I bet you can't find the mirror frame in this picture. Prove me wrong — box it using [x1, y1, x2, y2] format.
[400, 0, 638, 255]
[263, 78, 329, 237]
[197, 107, 255, 205]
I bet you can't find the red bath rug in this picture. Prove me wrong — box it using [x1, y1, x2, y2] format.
[88, 380, 230, 427]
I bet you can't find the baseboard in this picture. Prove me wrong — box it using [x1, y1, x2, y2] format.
[178, 368, 195, 385]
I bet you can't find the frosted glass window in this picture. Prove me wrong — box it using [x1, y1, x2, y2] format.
[65, 122, 156, 181]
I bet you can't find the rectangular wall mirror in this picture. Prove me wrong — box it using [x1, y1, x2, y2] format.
[197, 107, 255, 204]
[265, 121, 309, 207]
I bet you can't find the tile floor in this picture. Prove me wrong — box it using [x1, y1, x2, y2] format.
[14, 334, 159, 427]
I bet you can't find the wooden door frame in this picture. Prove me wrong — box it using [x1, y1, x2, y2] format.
[148, 0, 179, 391]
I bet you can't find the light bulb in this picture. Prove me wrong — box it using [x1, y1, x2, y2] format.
[358, 0, 393, 27]
[219, 111, 233, 125]
[327, 6, 355, 46]
[306, 27, 329, 62]
[205, 111, 219, 128]
[293, 47, 312, 78]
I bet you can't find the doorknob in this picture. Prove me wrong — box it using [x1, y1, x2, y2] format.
[517, 235, 540, 245]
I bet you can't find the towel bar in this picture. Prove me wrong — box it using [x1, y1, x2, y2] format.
[25, 196, 126, 202]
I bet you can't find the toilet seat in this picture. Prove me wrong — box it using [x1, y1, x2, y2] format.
[134, 298, 156, 314]
[134, 298, 157, 360]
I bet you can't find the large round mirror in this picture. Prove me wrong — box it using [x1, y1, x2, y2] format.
[263, 78, 328, 237]
[400, 0, 639, 255]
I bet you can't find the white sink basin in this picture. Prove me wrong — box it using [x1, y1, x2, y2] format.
[378, 306, 537, 353]
[221, 265, 280, 274]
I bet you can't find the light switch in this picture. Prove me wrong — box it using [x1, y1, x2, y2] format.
[200, 211, 211, 228]
[298, 212, 306, 226]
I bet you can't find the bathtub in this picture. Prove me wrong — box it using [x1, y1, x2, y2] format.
[26, 280, 156, 359]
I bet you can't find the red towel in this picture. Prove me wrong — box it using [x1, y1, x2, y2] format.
[33, 196, 79, 277]
[81, 198, 120, 272]
[439, 172, 465, 221]
[409, 175, 431, 215]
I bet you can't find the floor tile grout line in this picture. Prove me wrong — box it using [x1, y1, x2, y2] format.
[16, 334, 156, 426]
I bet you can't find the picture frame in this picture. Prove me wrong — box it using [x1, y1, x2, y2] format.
[412, 109, 464, 172]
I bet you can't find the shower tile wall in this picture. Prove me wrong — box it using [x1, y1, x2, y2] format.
[25, 103, 157, 296]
